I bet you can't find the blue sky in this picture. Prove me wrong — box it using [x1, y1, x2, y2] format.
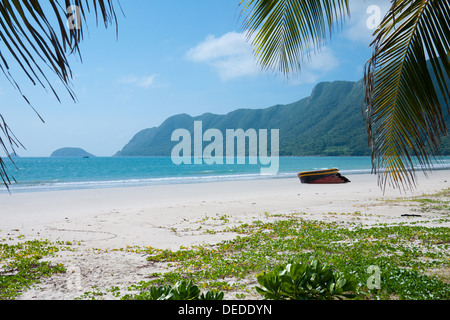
[0, 0, 391, 157]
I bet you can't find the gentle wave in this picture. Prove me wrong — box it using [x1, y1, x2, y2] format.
[7, 173, 294, 193]
[2, 156, 450, 194]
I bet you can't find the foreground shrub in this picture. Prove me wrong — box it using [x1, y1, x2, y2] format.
[255, 259, 357, 300]
[123, 280, 224, 300]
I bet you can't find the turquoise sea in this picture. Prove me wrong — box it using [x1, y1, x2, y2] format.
[2, 156, 450, 193]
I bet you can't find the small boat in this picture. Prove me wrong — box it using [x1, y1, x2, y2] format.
[298, 168, 350, 184]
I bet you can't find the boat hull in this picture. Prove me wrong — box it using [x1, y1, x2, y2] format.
[298, 168, 350, 184]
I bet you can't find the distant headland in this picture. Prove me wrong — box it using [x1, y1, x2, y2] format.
[50, 148, 95, 158]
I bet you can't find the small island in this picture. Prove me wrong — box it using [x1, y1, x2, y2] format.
[50, 147, 95, 158]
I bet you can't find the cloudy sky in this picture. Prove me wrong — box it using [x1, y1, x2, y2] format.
[0, 0, 391, 157]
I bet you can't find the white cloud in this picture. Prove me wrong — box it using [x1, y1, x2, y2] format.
[119, 74, 162, 88]
[187, 31, 340, 83]
[343, 0, 392, 43]
[186, 31, 261, 81]
[306, 48, 340, 71]
[288, 47, 340, 85]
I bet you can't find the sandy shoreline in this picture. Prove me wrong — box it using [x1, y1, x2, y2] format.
[1, 171, 449, 299]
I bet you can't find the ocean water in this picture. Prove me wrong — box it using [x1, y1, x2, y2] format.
[2, 156, 450, 193]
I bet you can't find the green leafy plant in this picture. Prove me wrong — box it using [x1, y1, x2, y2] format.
[255, 259, 357, 300]
[200, 290, 225, 301]
[75, 190, 450, 300]
[122, 280, 223, 300]
[0, 239, 67, 300]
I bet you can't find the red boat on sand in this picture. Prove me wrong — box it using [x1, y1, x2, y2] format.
[298, 168, 350, 184]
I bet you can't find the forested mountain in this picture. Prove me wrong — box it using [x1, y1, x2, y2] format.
[115, 78, 450, 157]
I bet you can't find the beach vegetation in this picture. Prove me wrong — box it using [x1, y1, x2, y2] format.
[121, 280, 223, 301]
[375, 188, 450, 217]
[255, 259, 357, 300]
[2, 215, 450, 300]
[2, 190, 450, 300]
[0, 239, 66, 300]
[118, 214, 450, 300]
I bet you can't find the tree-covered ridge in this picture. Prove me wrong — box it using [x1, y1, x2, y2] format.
[115, 79, 449, 157]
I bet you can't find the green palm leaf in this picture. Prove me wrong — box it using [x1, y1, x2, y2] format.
[0, 0, 119, 190]
[364, 0, 450, 190]
[241, 0, 450, 190]
[239, 0, 349, 76]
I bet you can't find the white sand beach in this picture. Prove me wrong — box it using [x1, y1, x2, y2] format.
[1, 171, 449, 300]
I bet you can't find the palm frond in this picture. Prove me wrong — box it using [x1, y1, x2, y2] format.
[364, 0, 450, 191]
[239, 0, 349, 76]
[0, 114, 24, 192]
[0, 0, 119, 190]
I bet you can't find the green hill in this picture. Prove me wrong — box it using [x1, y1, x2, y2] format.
[51, 148, 95, 158]
[115, 78, 450, 157]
